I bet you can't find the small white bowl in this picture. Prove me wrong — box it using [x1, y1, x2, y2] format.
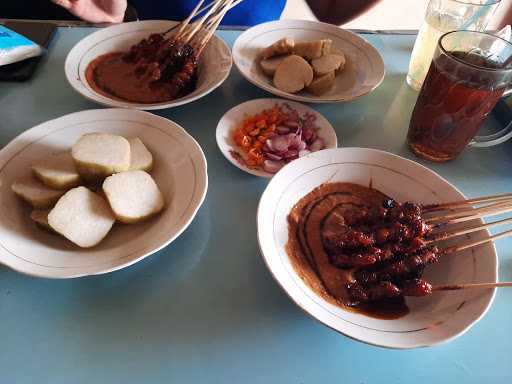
[233, 19, 385, 103]
[0, 108, 207, 278]
[65, 20, 232, 110]
[257, 148, 497, 349]
[216, 98, 338, 178]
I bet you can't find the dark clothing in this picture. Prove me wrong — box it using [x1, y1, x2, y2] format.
[0, 0, 286, 26]
[131, 0, 286, 26]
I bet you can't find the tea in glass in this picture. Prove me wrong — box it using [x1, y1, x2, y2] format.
[408, 31, 512, 162]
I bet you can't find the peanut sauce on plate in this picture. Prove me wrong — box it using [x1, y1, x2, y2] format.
[286, 182, 409, 319]
[85, 52, 175, 104]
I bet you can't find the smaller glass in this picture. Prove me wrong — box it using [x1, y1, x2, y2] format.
[407, 30, 512, 162]
[406, 0, 500, 91]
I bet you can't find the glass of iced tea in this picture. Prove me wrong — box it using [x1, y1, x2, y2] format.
[406, 0, 500, 91]
[407, 30, 512, 162]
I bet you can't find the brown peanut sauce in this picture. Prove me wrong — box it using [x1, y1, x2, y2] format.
[85, 52, 174, 104]
[286, 182, 409, 319]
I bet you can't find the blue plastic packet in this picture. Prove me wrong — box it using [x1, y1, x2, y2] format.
[0, 25, 43, 66]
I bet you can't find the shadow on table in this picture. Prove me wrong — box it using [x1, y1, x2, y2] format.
[5, 195, 301, 354]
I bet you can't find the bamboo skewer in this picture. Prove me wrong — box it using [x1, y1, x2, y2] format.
[426, 201, 512, 224]
[173, 0, 206, 39]
[164, 0, 244, 42]
[182, 0, 227, 44]
[427, 216, 512, 243]
[422, 192, 512, 212]
[197, 0, 235, 55]
[444, 227, 512, 253]
[433, 281, 512, 291]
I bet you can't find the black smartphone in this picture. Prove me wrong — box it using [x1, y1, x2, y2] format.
[0, 21, 56, 81]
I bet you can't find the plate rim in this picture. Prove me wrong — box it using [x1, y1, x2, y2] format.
[232, 19, 386, 104]
[0, 108, 208, 279]
[256, 147, 498, 349]
[215, 97, 338, 178]
[64, 20, 233, 110]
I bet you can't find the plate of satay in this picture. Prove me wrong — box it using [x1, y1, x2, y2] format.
[233, 19, 385, 103]
[257, 147, 512, 348]
[65, 1, 238, 110]
[0, 108, 207, 278]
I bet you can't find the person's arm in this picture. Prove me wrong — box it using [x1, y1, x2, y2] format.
[303, 0, 381, 25]
[51, 0, 127, 23]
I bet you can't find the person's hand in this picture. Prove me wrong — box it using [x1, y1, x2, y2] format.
[51, 0, 127, 23]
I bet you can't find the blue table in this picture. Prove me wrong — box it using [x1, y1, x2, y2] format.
[1, 27, 511, 383]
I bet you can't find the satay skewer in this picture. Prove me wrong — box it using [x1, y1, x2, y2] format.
[422, 192, 512, 213]
[446, 227, 512, 253]
[351, 279, 512, 302]
[427, 216, 512, 243]
[181, 0, 228, 44]
[432, 281, 512, 291]
[163, 0, 245, 36]
[426, 201, 512, 224]
[197, 0, 236, 55]
[173, 0, 206, 39]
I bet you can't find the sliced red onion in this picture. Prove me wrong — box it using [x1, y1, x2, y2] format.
[263, 159, 285, 173]
[276, 126, 290, 134]
[298, 141, 307, 151]
[284, 149, 298, 159]
[270, 135, 290, 152]
[283, 120, 299, 129]
[310, 138, 325, 152]
[287, 134, 303, 150]
[302, 128, 313, 142]
[266, 152, 283, 161]
[299, 149, 311, 157]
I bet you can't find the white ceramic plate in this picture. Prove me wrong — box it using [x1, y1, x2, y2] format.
[216, 98, 337, 178]
[233, 20, 385, 103]
[257, 148, 497, 349]
[0, 108, 208, 278]
[65, 20, 232, 110]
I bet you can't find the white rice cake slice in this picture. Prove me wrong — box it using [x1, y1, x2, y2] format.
[48, 186, 116, 248]
[12, 175, 65, 209]
[32, 152, 81, 190]
[71, 133, 131, 180]
[129, 137, 153, 172]
[102, 170, 164, 223]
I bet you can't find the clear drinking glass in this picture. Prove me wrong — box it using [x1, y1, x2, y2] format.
[406, 0, 500, 91]
[407, 30, 512, 162]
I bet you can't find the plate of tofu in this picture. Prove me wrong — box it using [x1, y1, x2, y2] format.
[0, 108, 207, 278]
[233, 19, 385, 103]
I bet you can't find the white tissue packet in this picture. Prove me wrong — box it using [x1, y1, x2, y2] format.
[0, 25, 43, 66]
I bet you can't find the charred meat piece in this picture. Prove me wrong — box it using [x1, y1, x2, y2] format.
[323, 229, 375, 254]
[347, 281, 401, 304]
[354, 246, 440, 284]
[347, 279, 432, 303]
[401, 279, 432, 297]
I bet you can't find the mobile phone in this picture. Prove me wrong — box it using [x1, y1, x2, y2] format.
[0, 21, 56, 81]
